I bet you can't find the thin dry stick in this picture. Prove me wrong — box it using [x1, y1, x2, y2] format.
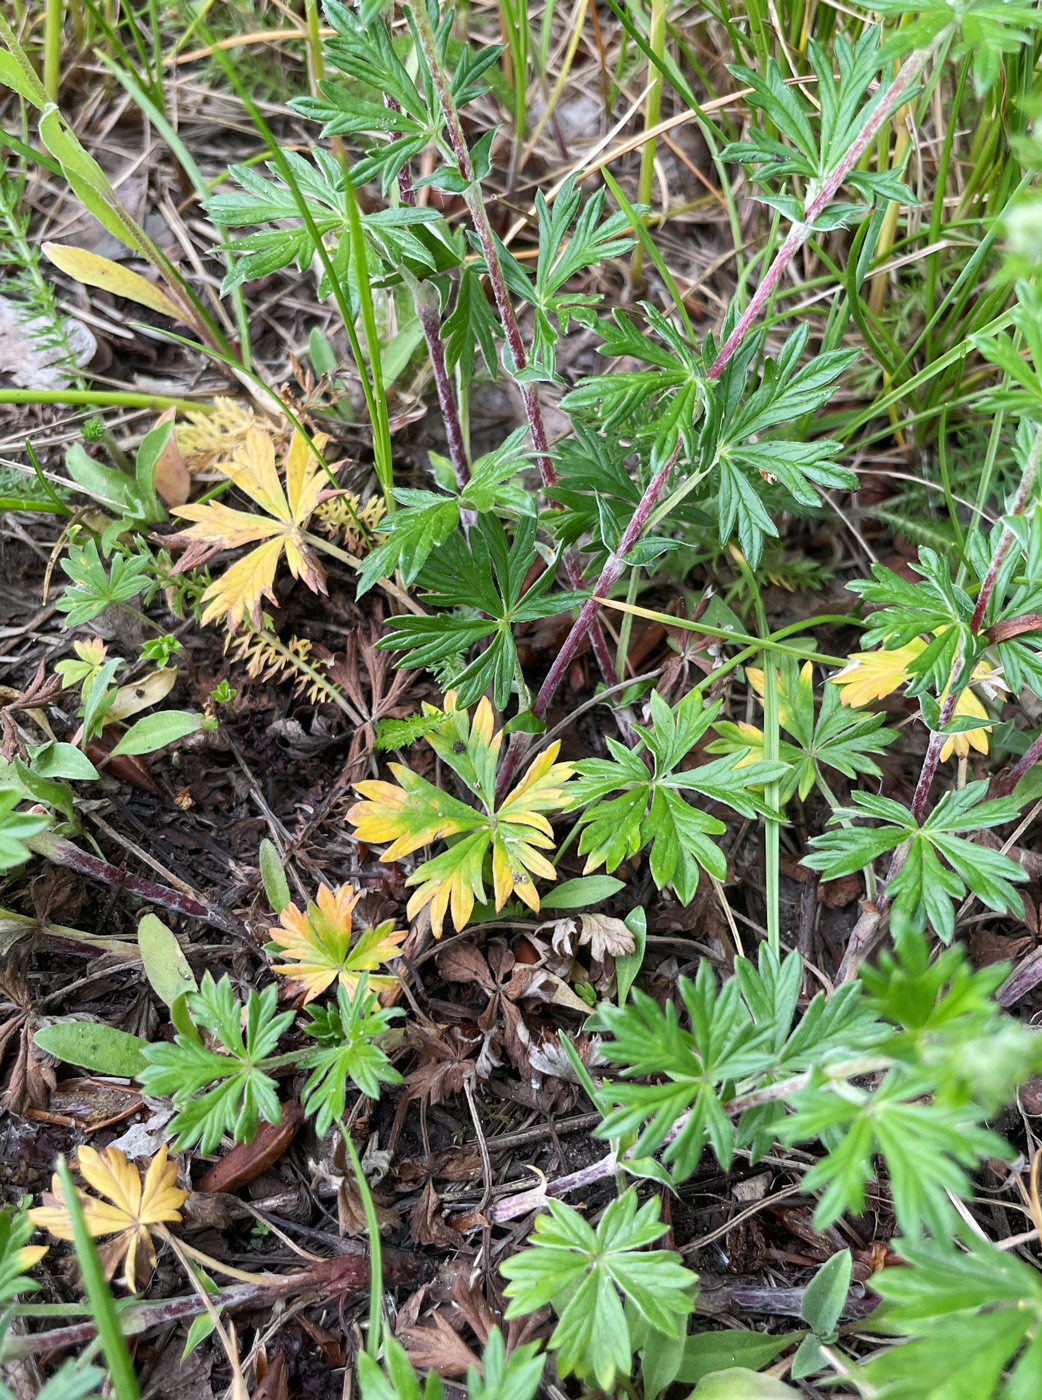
[487, 1053, 890, 1223]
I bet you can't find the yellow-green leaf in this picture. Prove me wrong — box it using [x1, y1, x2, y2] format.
[43, 243, 186, 322]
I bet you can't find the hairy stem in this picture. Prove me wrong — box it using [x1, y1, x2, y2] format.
[495, 51, 935, 754]
[533, 443, 682, 719]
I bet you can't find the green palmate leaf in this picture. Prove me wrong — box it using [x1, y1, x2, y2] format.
[55, 542, 154, 627]
[442, 263, 501, 380]
[359, 429, 531, 592]
[592, 960, 777, 1177]
[207, 147, 451, 294]
[781, 1066, 1013, 1238]
[548, 425, 695, 571]
[357, 489, 460, 596]
[709, 658, 895, 803]
[805, 782, 1025, 946]
[138, 974, 294, 1152]
[377, 514, 584, 709]
[300, 979, 403, 1135]
[511, 176, 633, 374]
[562, 302, 709, 468]
[500, 1189, 697, 1390]
[857, 1234, 1042, 1399]
[569, 691, 786, 904]
[701, 323, 858, 564]
[720, 30, 912, 224]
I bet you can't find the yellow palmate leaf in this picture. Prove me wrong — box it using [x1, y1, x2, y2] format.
[940, 687, 992, 762]
[198, 535, 286, 630]
[831, 639, 927, 708]
[29, 1144, 188, 1292]
[43, 243, 187, 322]
[349, 698, 576, 937]
[268, 882, 405, 1003]
[172, 426, 330, 630]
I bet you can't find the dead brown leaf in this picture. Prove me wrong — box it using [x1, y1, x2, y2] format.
[399, 1310, 481, 1379]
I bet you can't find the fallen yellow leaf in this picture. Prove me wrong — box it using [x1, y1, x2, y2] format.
[29, 1144, 188, 1292]
[171, 426, 329, 629]
[43, 243, 187, 323]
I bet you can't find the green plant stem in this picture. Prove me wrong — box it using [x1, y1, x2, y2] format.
[0, 389, 209, 411]
[0, 497, 69, 515]
[340, 1124, 383, 1357]
[43, 0, 62, 102]
[56, 1159, 142, 1400]
[739, 555, 781, 958]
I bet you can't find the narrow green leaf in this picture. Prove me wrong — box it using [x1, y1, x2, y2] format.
[138, 913, 197, 1007]
[110, 711, 203, 756]
[259, 838, 292, 914]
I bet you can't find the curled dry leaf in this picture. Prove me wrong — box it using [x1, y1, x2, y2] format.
[198, 1100, 304, 1194]
[550, 913, 635, 964]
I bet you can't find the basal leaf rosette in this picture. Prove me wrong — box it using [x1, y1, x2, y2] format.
[347, 693, 575, 935]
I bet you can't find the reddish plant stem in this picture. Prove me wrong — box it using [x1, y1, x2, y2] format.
[417, 296, 471, 491]
[411, 2, 620, 696]
[497, 47, 935, 799]
[706, 46, 930, 382]
[994, 727, 1042, 798]
[969, 428, 1042, 633]
[25, 831, 230, 927]
[385, 92, 470, 490]
[533, 444, 681, 719]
